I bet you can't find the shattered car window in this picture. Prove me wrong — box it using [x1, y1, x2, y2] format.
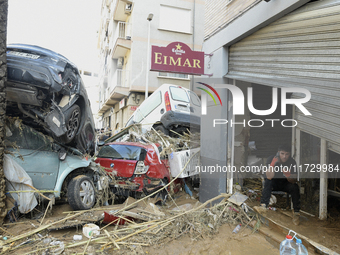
[97, 144, 145, 160]
[5, 119, 53, 151]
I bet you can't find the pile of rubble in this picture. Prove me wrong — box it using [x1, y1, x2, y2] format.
[104, 124, 200, 156]
[0, 189, 259, 254]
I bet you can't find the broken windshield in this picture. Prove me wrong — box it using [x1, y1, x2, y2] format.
[97, 144, 145, 160]
[5, 119, 53, 151]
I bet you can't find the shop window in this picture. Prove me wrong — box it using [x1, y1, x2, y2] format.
[327, 150, 340, 187]
[300, 131, 321, 215]
[159, 72, 188, 79]
[300, 131, 321, 174]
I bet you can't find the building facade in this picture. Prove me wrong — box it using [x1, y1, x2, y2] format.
[97, 0, 204, 131]
[79, 70, 100, 129]
[201, 0, 340, 219]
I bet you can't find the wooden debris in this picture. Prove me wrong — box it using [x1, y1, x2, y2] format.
[121, 211, 153, 221]
[0, 226, 14, 237]
[23, 183, 51, 201]
[104, 229, 120, 249]
[39, 200, 52, 226]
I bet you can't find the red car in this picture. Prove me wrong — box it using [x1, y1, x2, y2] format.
[95, 142, 181, 198]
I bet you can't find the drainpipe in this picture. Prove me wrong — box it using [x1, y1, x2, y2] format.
[190, 0, 196, 91]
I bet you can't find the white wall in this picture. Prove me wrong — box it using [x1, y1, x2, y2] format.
[129, 0, 205, 90]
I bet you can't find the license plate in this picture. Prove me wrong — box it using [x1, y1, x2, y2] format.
[7, 51, 40, 59]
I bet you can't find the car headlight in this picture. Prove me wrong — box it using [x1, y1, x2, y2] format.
[134, 161, 149, 175]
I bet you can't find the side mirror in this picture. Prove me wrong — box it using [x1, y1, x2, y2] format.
[58, 150, 67, 161]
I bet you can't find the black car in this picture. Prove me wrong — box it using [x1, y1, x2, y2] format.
[6, 44, 96, 155]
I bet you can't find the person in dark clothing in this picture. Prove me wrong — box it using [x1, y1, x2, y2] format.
[255, 144, 301, 225]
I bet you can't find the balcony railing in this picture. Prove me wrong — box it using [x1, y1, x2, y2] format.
[109, 69, 130, 91]
[100, 69, 130, 105]
[110, 22, 131, 49]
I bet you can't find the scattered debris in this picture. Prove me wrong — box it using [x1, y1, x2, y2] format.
[83, 223, 100, 238]
[104, 123, 200, 156]
[228, 192, 249, 206]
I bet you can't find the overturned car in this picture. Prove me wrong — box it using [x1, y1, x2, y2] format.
[6, 44, 96, 155]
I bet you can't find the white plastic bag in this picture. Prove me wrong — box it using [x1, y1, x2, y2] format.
[4, 154, 38, 213]
[269, 194, 277, 205]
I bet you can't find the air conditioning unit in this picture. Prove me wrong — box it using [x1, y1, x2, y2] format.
[125, 3, 132, 14]
[117, 57, 124, 68]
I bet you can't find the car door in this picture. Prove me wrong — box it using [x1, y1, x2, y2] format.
[169, 86, 191, 114]
[5, 122, 60, 190]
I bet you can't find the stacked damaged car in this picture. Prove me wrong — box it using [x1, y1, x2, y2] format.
[3, 44, 200, 218]
[4, 118, 108, 212]
[95, 125, 201, 201]
[95, 141, 176, 200]
[94, 84, 202, 202]
[6, 44, 96, 155]
[4, 44, 108, 215]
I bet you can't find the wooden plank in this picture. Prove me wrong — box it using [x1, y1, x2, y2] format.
[121, 211, 152, 221]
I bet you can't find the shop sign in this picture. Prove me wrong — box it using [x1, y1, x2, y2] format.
[151, 42, 204, 75]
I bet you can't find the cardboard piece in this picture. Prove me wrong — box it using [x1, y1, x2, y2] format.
[227, 192, 248, 206]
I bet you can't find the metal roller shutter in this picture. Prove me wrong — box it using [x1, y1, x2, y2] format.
[226, 0, 340, 153]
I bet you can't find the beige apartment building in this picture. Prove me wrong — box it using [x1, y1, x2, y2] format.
[97, 0, 204, 132]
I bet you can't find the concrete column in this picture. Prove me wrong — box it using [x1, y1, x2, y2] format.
[198, 46, 229, 204]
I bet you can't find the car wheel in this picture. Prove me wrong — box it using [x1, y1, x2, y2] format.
[61, 104, 81, 144]
[154, 124, 169, 135]
[67, 175, 96, 210]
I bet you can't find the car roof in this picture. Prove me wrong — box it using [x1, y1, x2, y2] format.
[106, 141, 160, 150]
[153, 84, 190, 94]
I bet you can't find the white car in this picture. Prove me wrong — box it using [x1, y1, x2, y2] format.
[125, 84, 201, 136]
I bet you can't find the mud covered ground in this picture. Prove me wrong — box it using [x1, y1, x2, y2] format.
[1, 190, 339, 254]
[1, 191, 278, 254]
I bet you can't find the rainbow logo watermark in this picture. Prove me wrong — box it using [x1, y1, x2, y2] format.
[197, 82, 223, 107]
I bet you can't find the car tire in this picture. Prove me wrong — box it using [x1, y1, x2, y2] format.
[67, 175, 96, 210]
[60, 104, 81, 144]
[154, 124, 169, 136]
